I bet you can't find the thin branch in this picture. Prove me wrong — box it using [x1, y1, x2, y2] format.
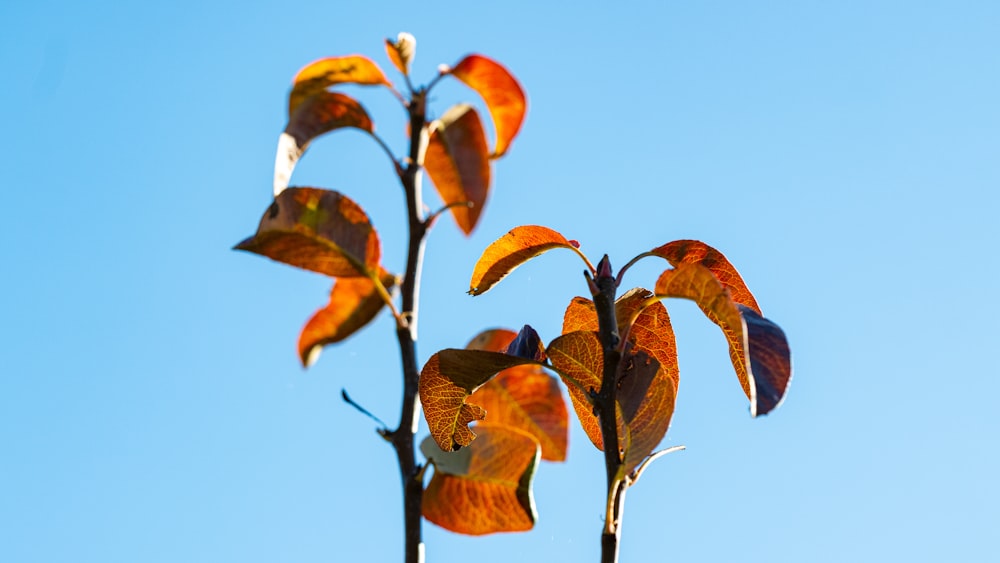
[630, 445, 686, 486]
[615, 251, 657, 288]
[341, 389, 389, 431]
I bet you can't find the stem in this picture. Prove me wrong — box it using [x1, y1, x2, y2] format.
[388, 88, 429, 563]
[590, 255, 626, 563]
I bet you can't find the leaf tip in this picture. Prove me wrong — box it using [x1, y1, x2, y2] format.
[301, 344, 322, 368]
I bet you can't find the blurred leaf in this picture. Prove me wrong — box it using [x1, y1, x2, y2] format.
[297, 269, 396, 368]
[384, 32, 415, 75]
[289, 55, 391, 115]
[469, 226, 581, 295]
[654, 263, 791, 416]
[448, 54, 527, 158]
[421, 424, 540, 535]
[424, 104, 491, 235]
[274, 92, 374, 196]
[234, 188, 381, 278]
[420, 342, 545, 451]
[465, 328, 517, 352]
[651, 240, 761, 314]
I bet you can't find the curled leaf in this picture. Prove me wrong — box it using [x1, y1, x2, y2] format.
[234, 188, 381, 278]
[274, 92, 374, 196]
[289, 55, 391, 115]
[424, 104, 491, 235]
[297, 269, 397, 368]
[421, 424, 540, 535]
[385, 32, 416, 75]
[420, 338, 546, 451]
[448, 54, 527, 158]
[654, 263, 791, 416]
[651, 240, 761, 314]
[469, 226, 587, 295]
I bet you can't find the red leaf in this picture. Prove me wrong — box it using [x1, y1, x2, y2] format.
[469, 226, 588, 296]
[448, 54, 526, 158]
[421, 424, 540, 535]
[297, 269, 396, 367]
[288, 55, 391, 116]
[274, 92, 374, 196]
[234, 188, 381, 278]
[423, 104, 491, 235]
[651, 240, 761, 314]
[655, 263, 791, 416]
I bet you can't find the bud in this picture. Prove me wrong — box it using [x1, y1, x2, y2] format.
[385, 32, 416, 75]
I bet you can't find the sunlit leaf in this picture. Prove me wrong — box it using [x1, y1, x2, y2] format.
[421, 424, 540, 535]
[447, 54, 527, 158]
[651, 240, 761, 314]
[288, 55, 391, 116]
[547, 328, 676, 472]
[420, 332, 547, 451]
[424, 104, 491, 235]
[274, 92, 374, 196]
[384, 32, 415, 75]
[469, 226, 584, 296]
[654, 263, 791, 416]
[234, 187, 381, 278]
[297, 269, 396, 368]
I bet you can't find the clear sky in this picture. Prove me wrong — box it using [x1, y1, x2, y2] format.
[2, 1, 998, 562]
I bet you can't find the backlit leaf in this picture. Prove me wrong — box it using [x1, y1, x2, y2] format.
[651, 240, 761, 314]
[547, 329, 676, 472]
[465, 328, 567, 461]
[421, 424, 539, 535]
[297, 269, 396, 368]
[420, 344, 545, 451]
[654, 263, 791, 416]
[448, 54, 527, 158]
[234, 187, 381, 278]
[274, 92, 374, 196]
[288, 55, 391, 116]
[469, 226, 583, 296]
[424, 104, 491, 235]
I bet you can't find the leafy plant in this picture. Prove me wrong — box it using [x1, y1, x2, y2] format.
[419, 227, 793, 562]
[234, 33, 530, 563]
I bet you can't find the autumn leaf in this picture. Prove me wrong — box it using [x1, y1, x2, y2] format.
[384, 32, 415, 75]
[651, 240, 761, 314]
[447, 54, 527, 158]
[547, 328, 676, 472]
[234, 188, 381, 278]
[469, 226, 589, 296]
[654, 263, 791, 416]
[297, 269, 397, 368]
[423, 104, 491, 235]
[421, 424, 540, 535]
[274, 92, 374, 196]
[420, 335, 547, 451]
[288, 55, 391, 116]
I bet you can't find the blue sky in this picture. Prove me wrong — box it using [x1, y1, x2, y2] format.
[2, 1, 998, 561]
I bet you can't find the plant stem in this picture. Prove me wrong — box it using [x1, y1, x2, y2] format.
[389, 89, 429, 563]
[591, 255, 625, 563]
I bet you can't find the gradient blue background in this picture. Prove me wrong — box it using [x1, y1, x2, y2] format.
[3, 1, 998, 561]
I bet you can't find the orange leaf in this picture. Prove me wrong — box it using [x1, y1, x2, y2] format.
[297, 269, 396, 368]
[384, 33, 415, 75]
[421, 424, 539, 535]
[547, 329, 676, 472]
[654, 263, 791, 416]
[651, 240, 761, 314]
[274, 92, 374, 196]
[419, 347, 544, 451]
[448, 54, 527, 158]
[469, 226, 586, 295]
[234, 188, 381, 278]
[288, 55, 391, 116]
[423, 104, 491, 235]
